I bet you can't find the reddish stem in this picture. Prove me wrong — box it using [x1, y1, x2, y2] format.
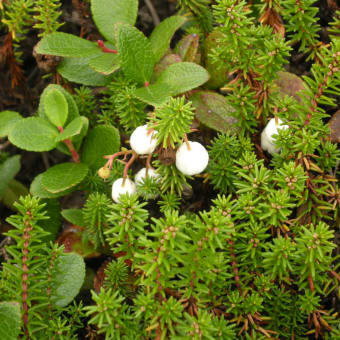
[308, 274, 315, 292]
[123, 152, 137, 179]
[97, 40, 118, 54]
[104, 150, 133, 169]
[228, 239, 242, 293]
[22, 214, 33, 339]
[184, 134, 191, 150]
[57, 126, 80, 163]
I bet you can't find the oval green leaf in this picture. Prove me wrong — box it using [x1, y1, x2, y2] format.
[9, 117, 59, 152]
[81, 125, 120, 170]
[91, 0, 138, 43]
[44, 88, 68, 127]
[51, 252, 85, 307]
[41, 162, 89, 194]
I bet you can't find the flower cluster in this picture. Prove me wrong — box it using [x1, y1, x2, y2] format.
[99, 125, 209, 203]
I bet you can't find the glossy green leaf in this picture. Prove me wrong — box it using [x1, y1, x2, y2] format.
[58, 56, 114, 86]
[41, 162, 89, 194]
[61, 209, 85, 227]
[91, 0, 138, 43]
[81, 125, 120, 170]
[9, 117, 59, 152]
[56, 117, 88, 142]
[149, 16, 187, 63]
[0, 111, 23, 137]
[117, 23, 155, 85]
[30, 174, 73, 199]
[36, 32, 100, 57]
[133, 62, 209, 106]
[0, 302, 21, 340]
[0, 155, 21, 198]
[39, 84, 79, 124]
[44, 88, 68, 127]
[51, 252, 85, 307]
[189, 91, 240, 134]
[89, 53, 120, 75]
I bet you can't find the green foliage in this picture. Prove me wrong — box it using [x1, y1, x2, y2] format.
[0, 111, 22, 137]
[0, 302, 21, 340]
[1, 1, 340, 339]
[41, 162, 89, 193]
[281, 0, 321, 60]
[43, 88, 68, 127]
[149, 15, 187, 63]
[177, 0, 213, 33]
[81, 125, 120, 170]
[150, 97, 194, 148]
[105, 194, 149, 260]
[2, 196, 85, 338]
[33, 0, 63, 37]
[0, 155, 21, 198]
[133, 62, 210, 106]
[82, 192, 111, 248]
[100, 75, 147, 132]
[91, 0, 139, 43]
[36, 32, 100, 57]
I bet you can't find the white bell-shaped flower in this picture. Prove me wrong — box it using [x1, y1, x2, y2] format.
[130, 125, 158, 155]
[261, 118, 288, 155]
[134, 167, 160, 185]
[112, 178, 136, 203]
[175, 141, 209, 176]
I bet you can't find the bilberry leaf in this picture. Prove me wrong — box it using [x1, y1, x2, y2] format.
[36, 32, 100, 57]
[44, 88, 68, 127]
[91, 0, 138, 43]
[149, 15, 187, 63]
[89, 53, 120, 75]
[117, 23, 155, 85]
[41, 162, 89, 193]
[9, 117, 59, 152]
[58, 56, 114, 86]
[56, 117, 88, 142]
[61, 209, 85, 227]
[133, 62, 209, 106]
[189, 91, 240, 134]
[81, 125, 120, 171]
[51, 252, 85, 307]
[30, 174, 73, 199]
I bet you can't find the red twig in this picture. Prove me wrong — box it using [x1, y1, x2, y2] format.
[123, 152, 137, 179]
[57, 126, 80, 163]
[22, 212, 33, 339]
[228, 239, 242, 293]
[97, 40, 118, 54]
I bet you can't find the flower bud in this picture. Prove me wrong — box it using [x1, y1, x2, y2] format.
[112, 178, 136, 203]
[130, 125, 158, 155]
[98, 166, 111, 179]
[175, 141, 209, 176]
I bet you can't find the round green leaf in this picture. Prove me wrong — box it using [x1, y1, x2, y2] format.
[44, 88, 68, 127]
[9, 117, 59, 152]
[30, 174, 72, 198]
[41, 162, 89, 194]
[51, 252, 85, 307]
[81, 125, 120, 170]
[91, 0, 138, 43]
